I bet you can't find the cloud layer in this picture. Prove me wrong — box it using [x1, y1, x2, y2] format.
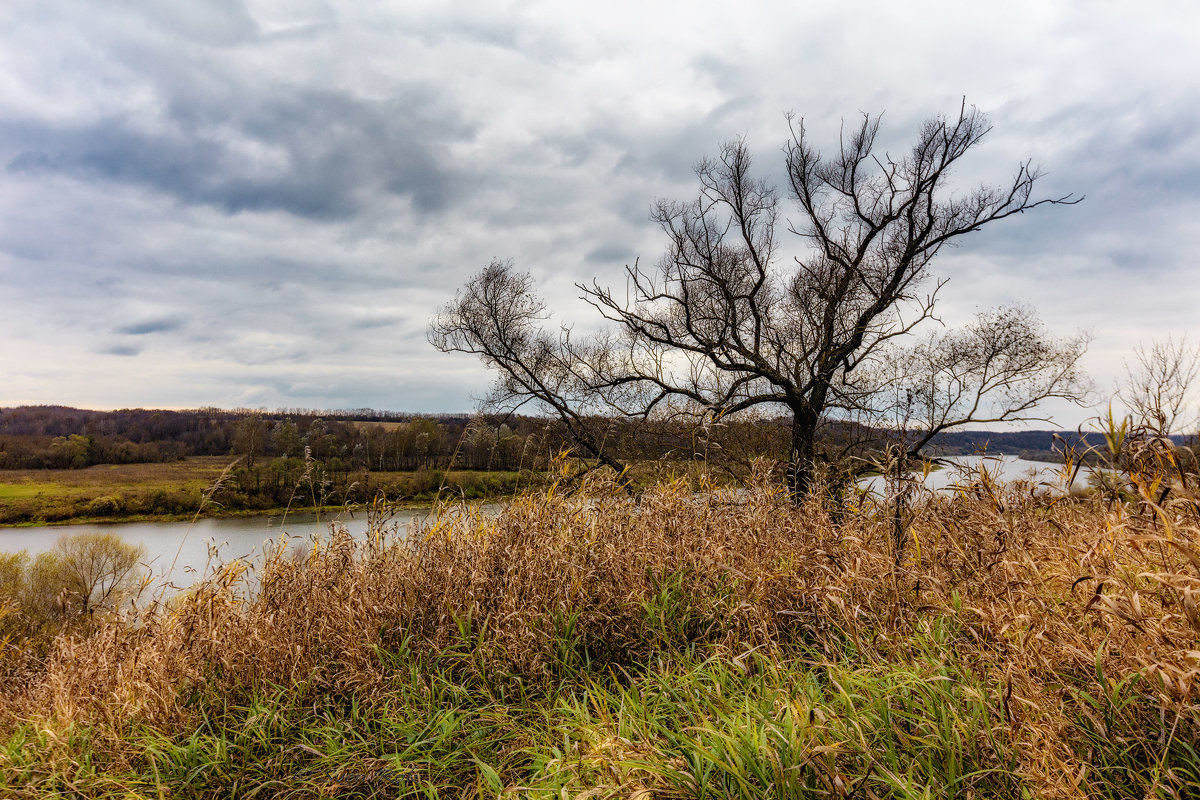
[1, 0, 1197, 424]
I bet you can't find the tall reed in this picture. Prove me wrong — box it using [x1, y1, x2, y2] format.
[1, 467, 1197, 798]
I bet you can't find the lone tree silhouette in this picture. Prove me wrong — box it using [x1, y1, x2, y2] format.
[432, 101, 1090, 498]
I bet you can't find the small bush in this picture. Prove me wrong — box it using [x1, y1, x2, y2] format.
[86, 495, 125, 516]
[0, 533, 146, 667]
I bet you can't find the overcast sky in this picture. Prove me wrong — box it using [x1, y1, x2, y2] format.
[1, 1, 1197, 427]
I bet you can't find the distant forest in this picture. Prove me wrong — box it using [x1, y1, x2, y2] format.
[0, 406, 542, 473]
[0, 404, 1168, 474]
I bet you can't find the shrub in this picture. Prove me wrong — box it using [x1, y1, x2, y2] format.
[86, 495, 125, 517]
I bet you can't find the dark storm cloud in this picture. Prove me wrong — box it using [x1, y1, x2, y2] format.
[3, 84, 472, 219]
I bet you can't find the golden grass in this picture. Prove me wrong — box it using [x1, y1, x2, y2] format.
[1, 468, 1198, 797]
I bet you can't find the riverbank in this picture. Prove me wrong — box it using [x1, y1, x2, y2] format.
[0, 500, 438, 529]
[2, 476, 1197, 798]
[0, 457, 527, 527]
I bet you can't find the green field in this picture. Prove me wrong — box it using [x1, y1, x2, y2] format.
[0, 484, 54, 500]
[0, 458, 230, 524]
[0, 458, 528, 526]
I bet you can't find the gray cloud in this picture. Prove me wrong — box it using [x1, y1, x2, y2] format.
[585, 243, 637, 265]
[3, 84, 472, 219]
[350, 316, 400, 331]
[118, 0, 260, 45]
[97, 344, 143, 357]
[113, 317, 185, 336]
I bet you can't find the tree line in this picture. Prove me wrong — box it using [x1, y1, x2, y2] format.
[5, 401, 1177, 482]
[0, 407, 529, 472]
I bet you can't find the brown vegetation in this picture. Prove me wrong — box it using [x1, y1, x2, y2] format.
[1, 459, 1197, 797]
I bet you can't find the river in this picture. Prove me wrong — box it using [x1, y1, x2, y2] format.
[0, 507, 437, 594]
[859, 454, 1084, 493]
[2, 455, 1081, 592]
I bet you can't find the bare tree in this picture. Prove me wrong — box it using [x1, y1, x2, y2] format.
[880, 305, 1092, 457]
[231, 413, 266, 469]
[432, 102, 1090, 497]
[870, 305, 1090, 558]
[1119, 336, 1200, 438]
[429, 261, 631, 475]
[1081, 339, 1200, 510]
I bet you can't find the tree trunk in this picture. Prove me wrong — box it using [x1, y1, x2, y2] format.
[786, 409, 818, 502]
[891, 448, 910, 565]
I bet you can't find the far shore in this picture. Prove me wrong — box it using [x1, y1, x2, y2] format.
[0, 500, 449, 530]
[0, 456, 527, 529]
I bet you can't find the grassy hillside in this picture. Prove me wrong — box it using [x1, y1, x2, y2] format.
[1, 470, 1198, 798]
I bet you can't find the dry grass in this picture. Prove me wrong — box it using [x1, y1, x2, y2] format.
[1, 467, 1198, 797]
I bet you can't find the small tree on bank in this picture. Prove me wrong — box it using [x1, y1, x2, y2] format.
[432, 102, 1091, 498]
[35, 533, 145, 618]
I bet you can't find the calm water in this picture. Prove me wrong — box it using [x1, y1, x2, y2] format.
[0, 507, 437, 593]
